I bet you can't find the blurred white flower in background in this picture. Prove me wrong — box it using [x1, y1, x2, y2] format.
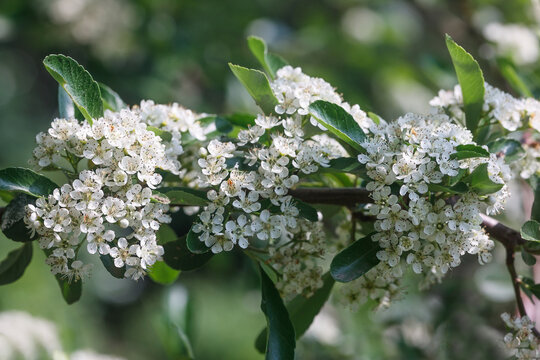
[483, 22, 539, 65]
[0, 310, 126, 360]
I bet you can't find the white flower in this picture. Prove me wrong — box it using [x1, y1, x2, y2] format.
[225, 215, 252, 248]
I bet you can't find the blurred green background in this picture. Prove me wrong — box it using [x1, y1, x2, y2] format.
[1, 0, 539, 358]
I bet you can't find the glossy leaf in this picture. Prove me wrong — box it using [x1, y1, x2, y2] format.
[100, 254, 125, 279]
[186, 228, 210, 254]
[293, 199, 318, 222]
[247, 36, 288, 78]
[56, 276, 82, 305]
[1, 194, 36, 242]
[229, 63, 279, 114]
[450, 144, 490, 160]
[163, 236, 214, 271]
[148, 261, 180, 285]
[488, 138, 525, 163]
[522, 250, 537, 266]
[255, 273, 334, 353]
[259, 266, 296, 360]
[43, 54, 103, 124]
[0, 168, 58, 197]
[446, 35, 485, 135]
[521, 220, 540, 242]
[330, 234, 380, 283]
[0, 243, 33, 285]
[466, 163, 504, 195]
[309, 100, 366, 152]
[99, 82, 126, 111]
[428, 182, 468, 195]
[158, 187, 209, 207]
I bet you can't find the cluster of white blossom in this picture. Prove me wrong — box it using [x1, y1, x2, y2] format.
[268, 219, 326, 300]
[339, 263, 402, 311]
[192, 118, 345, 253]
[270, 65, 374, 132]
[483, 22, 540, 65]
[340, 112, 510, 309]
[25, 105, 190, 281]
[501, 312, 540, 359]
[431, 83, 540, 179]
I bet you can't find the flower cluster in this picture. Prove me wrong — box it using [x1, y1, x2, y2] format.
[431, 82, 540, 180]
[25, 105, 184, 281]
[270, 65, 373, 132]
[340, 112, 510, 309]
[501, 312, 540, 359]
[268, 219, 326, 300]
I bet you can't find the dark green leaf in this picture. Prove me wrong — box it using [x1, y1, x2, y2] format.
[259, 266, 296, 360]
[309, 100, 366, 152]
[330, 234, 380, 282]
[43, 54, 103, 124]
[255, 273, 334, 353]
[100, 254, 125, 279]
[532, 180, 540, 223]
[428, 182, 468, 195]
[466, 163, 504, 195]
[0, 243, 33, 285]
[292, 199, 318, 222]
[0, 168, 58, 197]
[445, 35, 485, 135]
[158, 187, 209, 207]
[1, 194, 36, 242]
[186, 228, 210, 254]
[163, 236, 214, 271]
[98, 82, 126, 111]
[488, 138, 525, 163]
[229, 63, 279, 114]
[215, 116, 234, 133]
[58, 85, 76, 119]
[148, 261, 180, 285]
[56, 276, 82, 304]
[522, 250, 537, 266]
[450, 144, 490, 160]
[156, 224, 178, 245]
[521, 220, 540, 242]
[327, 157, 363, 173]
[225, 113, 256, 128]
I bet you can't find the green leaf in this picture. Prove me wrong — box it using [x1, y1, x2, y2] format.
[247, 36, 288, 78]
[255, 273, 334, 353]
[1, 194, 36, 242]
[0, 243, 33, 285]
[367, 112, 381, 125]
[186, 228, 210, 254]
[309, 100, 366, 152]
[520, 277, 540, 300]
[293, 199, 318, 222]
[488, 138, 525, 163]
[225, 113, 257, 128]
[450, 144, 490, 160]
[58, 85, 75, 119]
[259, 266, 296, 360]
[100, 254, 125, 279]
[215, 116, 234, 134]
[148, 261, 180, 285]
[330, 234, 380, 283]
[98, 82, 126, 111]
[466, 163, 504, 195]
[147, 126, 173, 142]
[496, 58, 533, 98]
[43, 54, 103, 124]
[445, 35, 485, 135]
[0, 168, 58, 197]
[163, 236, 214, 271]
[56, 276, 82, 304]
[327, 157, 363, 173]
[229, 63, 279, 114]
[531, 180, 540, 223]
[522, 250, 537, 266]
[521, 220, 540, 242]
[428, 182, 469, 195]
[158, 187, 209, 207]
[156, 224, 178, 245]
